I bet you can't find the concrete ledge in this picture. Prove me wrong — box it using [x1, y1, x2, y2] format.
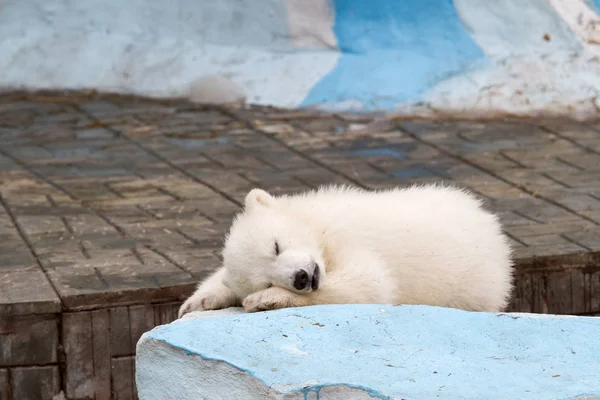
[136, 305, 600, 400]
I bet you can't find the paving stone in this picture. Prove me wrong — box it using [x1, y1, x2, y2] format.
[0, 270, 61, 316]
[112, 356, 135, 400]
[563, 231, 600, 252]
[0, 314, 58, 366]
[11, 365, 61, 400]
[91, 308, 112, 400]
[0, 369, 7, 400]
[63, 311, 95, 399]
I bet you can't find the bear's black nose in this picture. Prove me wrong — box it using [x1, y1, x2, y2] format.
[293, 269, 310, 290]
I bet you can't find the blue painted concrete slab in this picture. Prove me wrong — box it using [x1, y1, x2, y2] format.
[137, 305, 600, 400]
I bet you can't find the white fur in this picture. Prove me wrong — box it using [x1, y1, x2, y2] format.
[178, 184, 514, 317]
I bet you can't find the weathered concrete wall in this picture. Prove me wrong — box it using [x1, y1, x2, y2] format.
[3, 0, 600, 117]
[136, 305, 600, 400]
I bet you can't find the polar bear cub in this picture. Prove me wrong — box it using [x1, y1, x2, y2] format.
[178, 184, 513, 317]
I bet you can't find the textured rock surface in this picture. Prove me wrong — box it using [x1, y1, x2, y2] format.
[189, 74, 246, 105]
[136, 304, 600, 400]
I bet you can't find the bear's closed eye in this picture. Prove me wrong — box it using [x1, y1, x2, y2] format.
[274, 241, 280, 256]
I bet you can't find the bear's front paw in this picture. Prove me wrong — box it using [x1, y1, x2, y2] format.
[178, 291, 237, 318]
[242, 287, 305, 312]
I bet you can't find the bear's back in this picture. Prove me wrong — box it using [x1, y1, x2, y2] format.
[280, 184, 513, 312]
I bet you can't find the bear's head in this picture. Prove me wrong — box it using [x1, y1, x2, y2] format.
[221, 188, 325, 299]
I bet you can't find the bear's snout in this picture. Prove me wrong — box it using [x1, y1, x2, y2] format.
[293, 264, 320, 291]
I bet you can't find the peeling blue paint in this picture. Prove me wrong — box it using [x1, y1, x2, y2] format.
[297, 383, 392, 400]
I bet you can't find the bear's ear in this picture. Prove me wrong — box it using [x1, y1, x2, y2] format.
[244, 188, 275, 210]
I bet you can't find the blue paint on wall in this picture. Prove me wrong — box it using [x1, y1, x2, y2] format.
[302, 0, 486, 110]
[590, 0, 600, 13]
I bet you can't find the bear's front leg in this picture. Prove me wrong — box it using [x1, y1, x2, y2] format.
[242, 287, 311, 312]
[178, 268, 240, 318]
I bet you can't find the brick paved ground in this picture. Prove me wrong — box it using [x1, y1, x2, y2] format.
[1, 92, 600, 317]
[1, 91, 600, 398]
